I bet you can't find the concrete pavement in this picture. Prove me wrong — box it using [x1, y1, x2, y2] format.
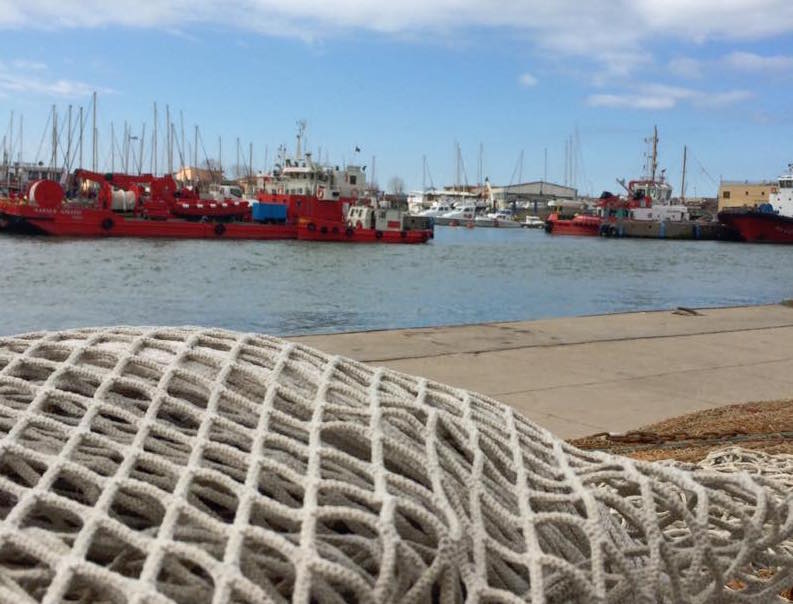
[290, 304, 793, 439]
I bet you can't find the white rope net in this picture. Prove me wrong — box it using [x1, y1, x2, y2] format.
[0, 326, 792, 603]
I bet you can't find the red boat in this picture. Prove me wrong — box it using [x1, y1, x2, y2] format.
[717, 165, 793, 244]
[717, 211, 793, 243]
[544, 212, 601, 236]
[0, 171, 433, 243]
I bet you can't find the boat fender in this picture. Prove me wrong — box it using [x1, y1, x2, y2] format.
[320, 226, 328, 234]
[400, 230, 407, 238]
[307, 222, 317, 232]
[101, 218, 114, 231]
[214, 223, 226, 236]
[375, 230, 383, 240]
[345, 226, 354, 237]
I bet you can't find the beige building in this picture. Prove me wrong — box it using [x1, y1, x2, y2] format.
[718, 181, 776, 211]
[173, 166, 218, 185]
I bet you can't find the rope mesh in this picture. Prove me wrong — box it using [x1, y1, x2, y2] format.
[0, 326, 791, 603]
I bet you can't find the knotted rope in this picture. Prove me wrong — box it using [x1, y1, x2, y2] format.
[0, 327, 791, 603]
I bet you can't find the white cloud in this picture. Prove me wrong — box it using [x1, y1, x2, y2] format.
[518, 72, 537, 87]
[724, 51, 793, 72]
[0, 61, 107, 98]
[3, 1, 793, 79]
[667, 57, 702, 79]
[588, 84, 752, 110]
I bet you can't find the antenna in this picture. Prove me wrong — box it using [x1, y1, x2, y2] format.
[296, 120, 306, 160]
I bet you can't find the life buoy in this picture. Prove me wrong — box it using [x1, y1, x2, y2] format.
[307, 222, 316, 232]
[355, 220, 363, 230]
[214, 223, 226, 236]
[375, 230, 383, 239]
[101, 218, 114, 231]
[345, 226, 354, 237]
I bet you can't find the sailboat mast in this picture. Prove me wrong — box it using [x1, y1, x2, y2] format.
[78, 107, 83, 169]
[152, 102, 158, 176]
[680, 145, 687, 203]
[51, 105, 57, 170]
[92, 91, 97, 172]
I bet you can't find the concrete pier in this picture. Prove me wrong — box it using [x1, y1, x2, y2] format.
[291, 304, 793, 439]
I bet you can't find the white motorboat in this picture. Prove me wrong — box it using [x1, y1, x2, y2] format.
[522, 215, 545, 228]
[475, 211, 522, 228]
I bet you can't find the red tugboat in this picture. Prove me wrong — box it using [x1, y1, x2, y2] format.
[718, 165, 793, 243]
[544, 199, 602, 236]
[254, 125, 432, 243]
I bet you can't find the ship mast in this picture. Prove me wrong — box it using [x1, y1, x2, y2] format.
[650, 125, 658, 182]
[680, 145, 687, 203]
[296, 120, 306, 161]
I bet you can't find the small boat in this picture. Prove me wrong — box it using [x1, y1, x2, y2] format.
[474, 211, 522, 228]
[434, 204, 477, 226]
[544, 213, 601, 236]
[416, 201, 454, 217]
[521, 215, 545, 229]
[717, 164, 793, 243]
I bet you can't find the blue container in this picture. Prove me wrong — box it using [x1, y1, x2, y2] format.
[252, 202, 287, 223]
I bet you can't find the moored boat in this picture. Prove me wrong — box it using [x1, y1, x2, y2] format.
[717, 165, 793, 243]
[0, 124, 433, 244]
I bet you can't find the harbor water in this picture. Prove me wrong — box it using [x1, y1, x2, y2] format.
[1, 227, 792, 337]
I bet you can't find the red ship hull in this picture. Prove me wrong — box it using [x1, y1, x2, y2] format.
[717, 211, 793, 244]
[544, 213, 601, 237]
[0, 203, 297, 239]
[0, 200, 433, 243]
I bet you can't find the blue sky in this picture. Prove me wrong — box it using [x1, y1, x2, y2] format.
[1, 1, 793, 196]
